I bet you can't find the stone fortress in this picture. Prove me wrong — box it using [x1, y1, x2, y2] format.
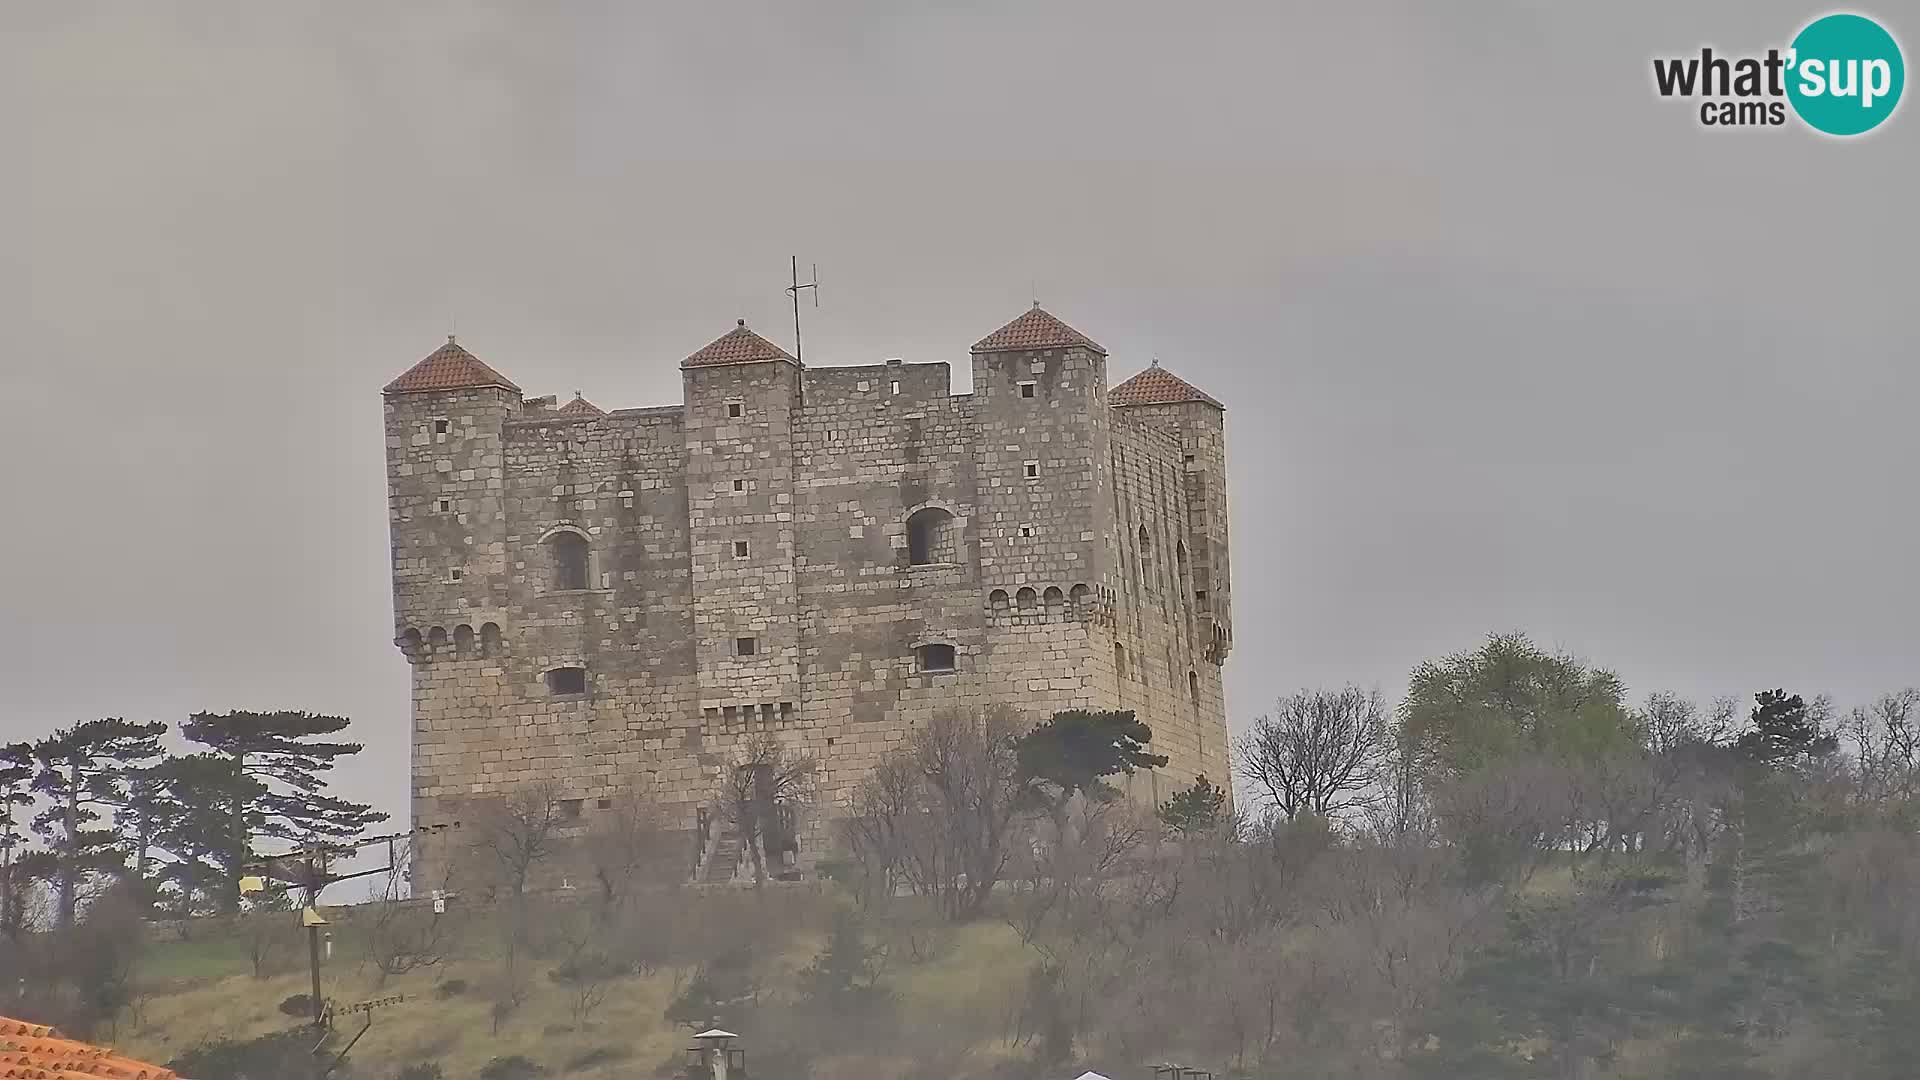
[383, 304, 1234, 883]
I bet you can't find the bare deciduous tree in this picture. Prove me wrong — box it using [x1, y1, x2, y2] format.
[583, 786, 672, 915]
[843, 705, 1031, 922]
[361, 841, 457, 986]
[721, 731, 816, 887]
[1237, 687, 1388, 823]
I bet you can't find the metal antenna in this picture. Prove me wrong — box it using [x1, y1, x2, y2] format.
[786, 256, 818, 367]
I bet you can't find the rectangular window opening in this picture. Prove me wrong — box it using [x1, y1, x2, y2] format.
[448, 567, 463, 582]
[917, 643, 957, 673]
[433, 419, 450, 435]
[1024, 461, 1039, 479]
[726, 401, 744, 418]
[735, 636, 758, 657]
[436, 497, 453, 513]
[1019, 381, 1036, 399]
[732, 478, 746, 493]
[596, 797, 613, 810]
[733, 540, 750, 558]
[560, 799, 583, 821]
[546, 667, 587, 696]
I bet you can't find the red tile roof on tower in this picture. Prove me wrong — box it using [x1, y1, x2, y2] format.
[970, 304, 1107, 356]
[1109, 362, 1223, 409]
[556, 393, 604, 417]
[383, 336, 522, 395]
[682, 320, 795, 369]
[0, 1013, 178, 1078]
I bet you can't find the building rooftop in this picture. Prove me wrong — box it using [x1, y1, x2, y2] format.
[555, 392, 604, 416]
[682, 320, 796, 369]
[971, 304, 1107, 356]
[0, 1014, 178, 1079]
[384, 336, 522, 395]
[1109, 362, 1222, 409]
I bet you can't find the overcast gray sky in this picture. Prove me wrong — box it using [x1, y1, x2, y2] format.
[5, 1, 1914, 820]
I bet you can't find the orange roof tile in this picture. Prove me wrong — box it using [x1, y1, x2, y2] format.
[0, 1015, 177, 1079]
[970, 305, 1106, 356]
[1109, 363, 1222, 409]
[682, 320, 795, 369]
[556, 393, 604, 416]
[383, 337, 522, 395]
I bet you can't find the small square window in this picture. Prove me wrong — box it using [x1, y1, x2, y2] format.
[596, 797, 612, 810]
[1183, 454, 1196, 463]
[546, 667, 587, 695]
[436, 497, 452, 513]
[733, 540, 750, 558]
[433, 419, 450, 435]
[448, 567, 463, 582]
[1018, 525, 1034, 538]
[732, 478, 746, 493]
[727, 402, 744, 419]
[1024, 461, 1040, 479]
[560, 799, 583, 821]
[735, 636, 758, 657]
[917, 643, 956, 673]
[1019, 382, 1036, 399]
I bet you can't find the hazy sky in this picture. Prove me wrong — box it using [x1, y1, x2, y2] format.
[5, 2, 1915, 821]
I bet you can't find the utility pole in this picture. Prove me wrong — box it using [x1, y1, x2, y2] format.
[785, 256, 817, 367]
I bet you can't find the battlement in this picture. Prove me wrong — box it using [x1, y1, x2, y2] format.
[383, 304, 1234, 884]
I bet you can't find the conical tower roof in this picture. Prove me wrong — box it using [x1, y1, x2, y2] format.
[1109, 362, 1222, 409]
[682, 319, 795, 369]
[970, 304, 1107, 356]
[383, 337, 521, 395]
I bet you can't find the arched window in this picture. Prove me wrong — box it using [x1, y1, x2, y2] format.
[906, 507, 957, 566]
[1069, 583, 1091, 618]
[1176, 542, 1189, 583]
[1042, 586, 1064, 618]
[427, 626, 448, 653]
[916, 643, 956, 673]
[1138, 524, 1152, 564]
[1015, 587, 1038, 612]
[1113, 643, 1127, 678]
[480, 622, 503, 658]
[400, 628, 424, 659]
[1189, 670, 1201, 703]
[454, 624, 475, 657]
[547, 530, 590, 591]
[988, 589, 1010, 618]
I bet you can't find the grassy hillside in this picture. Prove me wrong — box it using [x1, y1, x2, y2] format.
[116, 886, 1034, 1080]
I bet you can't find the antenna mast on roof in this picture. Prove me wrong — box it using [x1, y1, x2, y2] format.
[786, 256, 818, 367]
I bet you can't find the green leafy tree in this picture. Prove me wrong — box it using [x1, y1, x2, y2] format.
[28, 718, 167, 930]
[1014, 709, 1167, 812]
[123, 754, 265, 916]
[180, 711, 386, 908]
[1156, 774, 1229, 834]
[1403, 631, 1641, 777]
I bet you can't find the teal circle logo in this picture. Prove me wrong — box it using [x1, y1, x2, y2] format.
[1786, 13, 1904, 135]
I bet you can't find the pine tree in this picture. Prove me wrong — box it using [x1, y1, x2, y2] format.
[27, 718, 167, 930]
[1014, 709, 1168, 810]
[119, 754, 266, 916]
[1, 742, 35, 940]
[1156, 773, 1229, 834]
[180, 711, 386, 908]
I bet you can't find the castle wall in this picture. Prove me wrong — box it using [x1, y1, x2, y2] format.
[387, 328, 1234, 887]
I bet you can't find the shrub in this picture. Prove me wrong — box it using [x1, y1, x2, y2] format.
[168, 1029, 328, 1080]
[478, 1055, 544, 1080]
[278, 993, 314, 1017]
[433, 978, 468, 999]
[564, 1045, 629, 1071]
[396, 1064, 445, 1080]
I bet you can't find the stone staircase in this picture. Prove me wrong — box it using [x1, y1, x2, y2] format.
[699, 818, 743, 884]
